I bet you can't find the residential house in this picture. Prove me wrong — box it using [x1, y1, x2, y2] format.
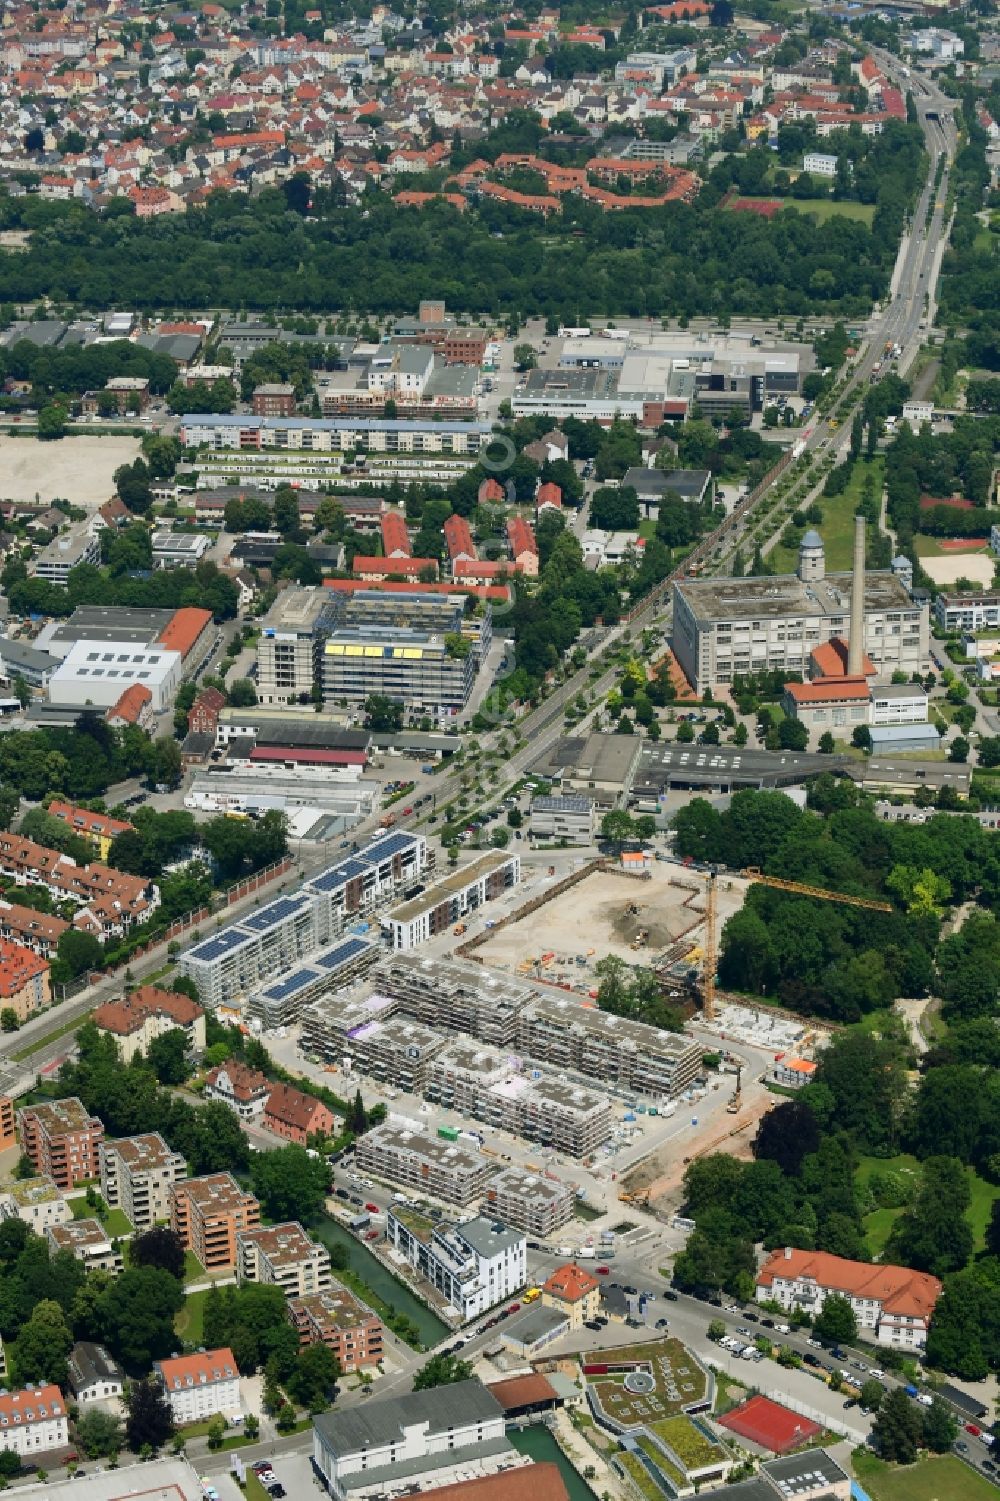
[289, 1288, 385, 1373]
[204, 1061, 271, 1120]
[263, 1082, 337, 1145]
[155, 1348, 241, 1426]
[541, 1263, 600, 1329]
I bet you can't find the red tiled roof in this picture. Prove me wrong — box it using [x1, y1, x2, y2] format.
[380, 511, 412, 557]
[158, 607, 213, 658]
[810, 638, 875, 679]
[488, 1374, 558, 1412]
[544, 1262, 599, 1303]
[0, 940, 48, 997]
[156, 1347, 237, 1388]
[106, 684, 152, 724]
[425, 1465, 568, 1501]
[264, 1081, 334, 1132]
[785, 680, 869, 704]
[756, 1247, 941, 1319]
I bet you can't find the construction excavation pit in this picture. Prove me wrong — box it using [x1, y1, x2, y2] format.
[476, 863, 750, 994]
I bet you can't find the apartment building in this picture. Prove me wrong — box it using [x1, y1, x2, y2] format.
[46, 801, 133, 861]
[312, 1000, 443, 1094]
[372, 954, 534, 1047]
[383, 852, 520, 950]
[47, 1219, 123, 1275]
[482, 1169, 575, 1238]
[313, 1381, 510, 1501]
[0, 1384, 68, 1460]
[99, 1133, 187, 1230]
[0, 833, 158, 936]
[17, 1097, 104, 1189]
[262, 1082, 337, 1145]
[0, 900, 67, 960]
[322, 619, 475, 713]
[32, 527, 101, 584]
[756, 1247, 942, 1350]
[170, 1174, 260, 1271]
[289, 1288, 384, 1373]
[180, 413, 491, 456]
[425, 1042, 612, 1158]
[92, 984, 205, 1064]
[204, 1061, 270, 1121]
[357, 1123, 490, 1207]
[387, 1210, 526, 1323]
[0, 940, 50, 1023]
[253, 383, 296, 417]
[0, 1095, 14, 1152]
[934, 590, 1000, 633]
[0, 1175, 71, 1233]
[181, 830, 424, 1010]
[518, 995, 703, 1101]
[237, 1222, 332, 1299]
[256, 586, 333, 706]
[542, 1263, 601, 1331]
[155, 1348, 241, 1426]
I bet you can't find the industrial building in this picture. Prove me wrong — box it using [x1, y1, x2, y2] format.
[528, 796, 596, 845]
[48, 641, 182, 712]
[356, 1122, 491, 1206]
[671, 525, 928, 695]
[385, 1210, 527, 1323]
[382, 852, 520, 950]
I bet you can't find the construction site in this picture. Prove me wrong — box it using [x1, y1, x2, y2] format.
[473, 859, 749, 996]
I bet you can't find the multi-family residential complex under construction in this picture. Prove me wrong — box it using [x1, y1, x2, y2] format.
[301, 952, 702, 1162]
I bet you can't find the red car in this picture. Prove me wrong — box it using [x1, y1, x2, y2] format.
[596, 1266, 610, 1275]
[403, 806, 413, 815]
[966, 1424, 982, 1437]
[507, 1302, 520, 1314]
[365, 1229, 380, 1241]
[365, 1202, 379, 1213]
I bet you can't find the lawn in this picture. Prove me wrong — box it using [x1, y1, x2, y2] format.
[183, 1249, 206, 1283]
[856, 1155, 1000, 1256]
[771, 458, 884, 574]
[175, 1287, 210, 1344]
[638, 518, 657, 540]
[66, 1198, 132, 1237]
[732, 195, 875, 225]
[852, 1450, 1000, 1501]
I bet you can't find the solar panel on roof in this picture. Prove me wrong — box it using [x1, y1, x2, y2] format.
[188, 927, 254, 962]
[364, 831, 417, 862]
[262, 966, 322, 1001]
[241, 895, 309, 931]
[315, 936, 371, 969]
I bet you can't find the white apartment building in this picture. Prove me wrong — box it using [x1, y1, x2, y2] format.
[387, 1211, 526, 1323]
[0, 1176, 70, 1233]
[871, 684, 929, 725]
[47, 1219, 123, 1275]
[237, 1222, 332, 1299]
[99, 1133, 188, 1230]
[756, 1247, 942, 1350]
[0, 1384, 68, 1460]
[180, 413, 491, 456]
[934, 591, 1000, 632]
[803, 151, 838, 176]
[382, 851, 520, 951]
[312, 1381, 511, 1501]
[32, 529, 101, 585]
[155, 1348, 242, 1425]
[483, 1168, 575, 1238]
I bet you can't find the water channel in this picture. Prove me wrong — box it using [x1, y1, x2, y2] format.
[310, 1215, 449, 1348]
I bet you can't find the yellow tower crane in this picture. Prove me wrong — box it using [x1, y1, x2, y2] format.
[699, 866, 892, 1023]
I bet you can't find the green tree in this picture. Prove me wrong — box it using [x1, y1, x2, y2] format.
[286, 1344, 341, 1411]
[56, 926, 103, 980]
[207, 1415, 226, 1450]
[98, 1267, 186, 1372]
[251, 1146, 329, 1223]
[228, 677, 257, 708]
[128, 1227, 185, 1282]
[13, 1299, 73, 1386]
[413, 1352, 474, 1391]
[124, 1376, 175, 1452]
[37, 403, 68, 440]
[872, 1387, 924, 1463]
[887, 1157, 973, 1276]
[859, 1378, 885, 1412]
[0, 1008, 18, 1032]
[813, 1293, 857, 1345]
[922, 1396, 958, 1452]
[146, 1028, 191, 1086]
[600, 809, 634, 848]
[76, 1408, 123, 1459]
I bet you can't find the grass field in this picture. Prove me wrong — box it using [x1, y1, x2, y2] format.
[734, 195, 875, 225]
[771, 458, 884, 574]
[856, 1155, 1000, 1257]
[175, 1287, 210, 1344]
[66, 1197, 132, 1237]
[852, 1450, 1000, 1501]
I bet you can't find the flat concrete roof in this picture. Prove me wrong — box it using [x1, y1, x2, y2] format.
[674, 569, 915, 623]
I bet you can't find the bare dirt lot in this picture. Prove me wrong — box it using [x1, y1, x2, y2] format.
[0, 433, 141, 507]
[920, 553, 994, 588]
[477, 864, 749, 985]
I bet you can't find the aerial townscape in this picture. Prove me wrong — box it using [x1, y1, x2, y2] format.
[0, 0, 996, 1497]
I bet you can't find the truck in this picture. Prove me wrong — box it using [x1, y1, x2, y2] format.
[422, 765, 435, 775]
[438, 1125, 460, 1141]
[349, 1213, 371, 1231]
[578, 1246, 596, 1259]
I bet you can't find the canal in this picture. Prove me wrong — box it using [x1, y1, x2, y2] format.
[310, 1215, 449, 1348]
[509, 1426, 599, 1501]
